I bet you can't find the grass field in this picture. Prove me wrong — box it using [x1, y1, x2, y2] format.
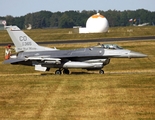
[0, 40, 155, 120]
[0, 26, 155, 43]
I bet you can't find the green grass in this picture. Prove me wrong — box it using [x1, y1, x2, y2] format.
[0, 40, 155, 119]
[0, 74, 155, 119]
[0, 26, 155, 43]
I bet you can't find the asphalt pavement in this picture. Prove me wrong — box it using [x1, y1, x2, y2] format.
[0, 36, 155, 46]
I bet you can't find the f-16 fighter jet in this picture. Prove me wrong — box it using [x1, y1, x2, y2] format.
[3, 26, 147, 74]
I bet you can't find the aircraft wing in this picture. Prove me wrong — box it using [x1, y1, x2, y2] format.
[25, 56, 62, 71]
[25, 56, 61, 64]
[25, 56, 61, 61]
[3, 56, 61, 64]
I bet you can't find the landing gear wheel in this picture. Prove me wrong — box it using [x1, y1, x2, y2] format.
[55, 70, 62, 75]
[99, 70, 104, 74]
[63, 69, 70, 74]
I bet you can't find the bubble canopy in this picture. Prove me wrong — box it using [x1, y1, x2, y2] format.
[95, 44, 123, 49]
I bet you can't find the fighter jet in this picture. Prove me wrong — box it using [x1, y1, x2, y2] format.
[3, 26, 147, 74]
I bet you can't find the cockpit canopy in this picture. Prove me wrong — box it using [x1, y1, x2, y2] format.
[96, 44, 123, 50]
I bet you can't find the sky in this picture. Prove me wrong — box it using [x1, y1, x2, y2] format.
[0, 0, 155, 17]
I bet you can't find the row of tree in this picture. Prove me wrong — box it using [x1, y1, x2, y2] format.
[0, 9, 155, 29]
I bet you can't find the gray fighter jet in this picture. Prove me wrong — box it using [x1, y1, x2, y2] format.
[3, 26, 147, 74]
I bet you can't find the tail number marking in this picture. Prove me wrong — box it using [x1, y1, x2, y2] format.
[19, 36, 27, 41]
[19, 36, 32, 46]
[22, 42, 32, 46]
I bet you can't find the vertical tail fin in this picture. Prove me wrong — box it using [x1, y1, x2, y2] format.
[5, 26, 55, 52]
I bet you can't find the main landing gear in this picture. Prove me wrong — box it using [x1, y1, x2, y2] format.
[55, 69, 105, 75]
[99, 70, 104, 74]
[55, 69, 70, 75]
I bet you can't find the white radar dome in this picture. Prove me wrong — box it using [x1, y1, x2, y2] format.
[86, 13, 109, 33]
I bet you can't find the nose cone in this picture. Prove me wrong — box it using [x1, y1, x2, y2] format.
[129, 51, 147, 58]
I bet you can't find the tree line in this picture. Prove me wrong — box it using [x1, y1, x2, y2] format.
[0, 9, 155, 29]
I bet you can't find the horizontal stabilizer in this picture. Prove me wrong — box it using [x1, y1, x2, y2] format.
[3, 58, 24, 64]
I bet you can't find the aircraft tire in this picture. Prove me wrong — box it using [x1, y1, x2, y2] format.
[63, 69, 70, 74]
[55, 70, 62, 75]
[99, 70, 104, 74]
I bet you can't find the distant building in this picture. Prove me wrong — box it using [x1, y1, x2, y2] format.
[0, 20, 6, 30]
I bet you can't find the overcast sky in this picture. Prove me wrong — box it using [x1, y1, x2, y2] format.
[1, 0, 155, 17]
